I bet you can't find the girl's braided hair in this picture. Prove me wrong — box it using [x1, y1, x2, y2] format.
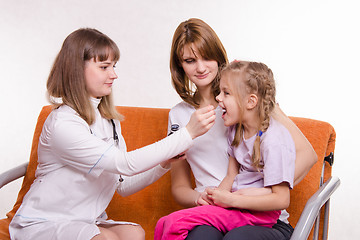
[222, 60, 276, 170]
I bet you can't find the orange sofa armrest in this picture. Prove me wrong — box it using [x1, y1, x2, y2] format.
[288, 116, 336, 239]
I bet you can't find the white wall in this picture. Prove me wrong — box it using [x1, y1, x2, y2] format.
[0, 0, 358, 238]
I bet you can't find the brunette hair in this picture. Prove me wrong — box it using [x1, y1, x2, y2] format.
[47, 28, 122, 125]
[170, 18, 228, 107]
[222, 60, 276, 170]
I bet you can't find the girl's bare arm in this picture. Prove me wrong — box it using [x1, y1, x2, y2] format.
[218, 156, 239, 191]
[207, 182, 290, 211]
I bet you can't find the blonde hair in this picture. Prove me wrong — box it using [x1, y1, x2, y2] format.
[47, 28, 122, 125]
[170, 18, 228, 107]
[222, 60, 276, 170]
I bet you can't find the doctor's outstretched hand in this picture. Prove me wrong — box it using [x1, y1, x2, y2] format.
[186, 105, 216, 139]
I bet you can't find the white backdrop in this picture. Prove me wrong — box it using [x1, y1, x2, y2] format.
[0, 0, 359, 239]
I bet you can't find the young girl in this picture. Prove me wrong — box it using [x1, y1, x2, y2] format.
[167, 18, 317, 240]
[155, 60, 295, 240]
[8, 28, 216, 240]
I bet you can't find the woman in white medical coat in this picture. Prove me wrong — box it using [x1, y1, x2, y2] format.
[9, 28, 216, 240]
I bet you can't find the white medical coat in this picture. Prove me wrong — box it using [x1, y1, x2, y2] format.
[9, 98, 193, 240]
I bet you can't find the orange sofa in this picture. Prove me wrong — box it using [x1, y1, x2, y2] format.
[0, 106, 337, 240]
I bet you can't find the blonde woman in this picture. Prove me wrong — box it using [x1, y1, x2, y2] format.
[9, 28, 215, 240]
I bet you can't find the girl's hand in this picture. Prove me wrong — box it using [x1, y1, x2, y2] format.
[205, 187, 234, 208]
[196, 190, 214, 206]
[186, 105, 216, 139]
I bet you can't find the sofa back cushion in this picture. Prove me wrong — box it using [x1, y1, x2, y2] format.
[1, 106, 336, 240]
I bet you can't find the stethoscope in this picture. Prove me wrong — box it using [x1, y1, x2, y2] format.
[110, 119, 124, 182]
[91, 119, 123, 182]
[110, 119, 119, 145]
